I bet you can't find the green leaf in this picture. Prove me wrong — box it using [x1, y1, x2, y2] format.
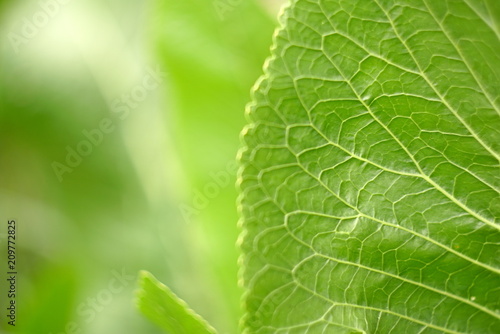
[238, 0, 500, 333]
[136, 271, 217, 334]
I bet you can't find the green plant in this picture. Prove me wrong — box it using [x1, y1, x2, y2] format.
[138, 0, 500, 333]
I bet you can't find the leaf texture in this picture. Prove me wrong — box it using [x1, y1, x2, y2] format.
[238, 0, 500, 333]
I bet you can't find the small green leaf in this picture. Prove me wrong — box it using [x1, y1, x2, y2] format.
[136, 271, 217, 334]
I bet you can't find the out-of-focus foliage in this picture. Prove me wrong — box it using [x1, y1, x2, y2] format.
[0, 0, 280, 333]
[148, 0, 279, 332]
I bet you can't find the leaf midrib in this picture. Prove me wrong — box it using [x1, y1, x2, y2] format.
[422, 0, 500, 116]
[301, 0, 500, 229]
[371, 0, 500, 161]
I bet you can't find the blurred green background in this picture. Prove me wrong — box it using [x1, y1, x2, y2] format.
[0, 0, 283, 333]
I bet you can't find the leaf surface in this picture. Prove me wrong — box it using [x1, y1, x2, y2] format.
[238, 0, 500, 333]
[137, 271, 217, 334]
